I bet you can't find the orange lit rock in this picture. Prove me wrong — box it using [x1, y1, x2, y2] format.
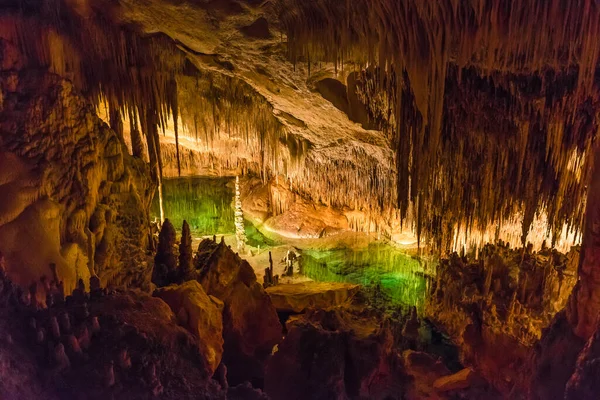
[197, 239, 282, 385]
[154, 280, 224, 375]
[265, 282, 360, 313]
[433, 368, 477, 392]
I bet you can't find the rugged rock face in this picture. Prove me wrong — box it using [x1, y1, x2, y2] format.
[196, 238, 282, 386]
[427, 243, 578, 396]
[0, 263, 225, 400]
[530, 311, 586, 400]
[0, 39, 153, 294]
[154, 280, 224, 375]
[565, 319, 600, 399]
[265, 307, 408, 400]
[531, 145, 600, 398]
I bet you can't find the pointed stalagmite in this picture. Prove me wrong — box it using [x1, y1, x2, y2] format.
[179, 220, 195, 281]
[152, 218, 178, 287]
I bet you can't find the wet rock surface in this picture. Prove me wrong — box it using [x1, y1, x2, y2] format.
[265, 281, 361, 312]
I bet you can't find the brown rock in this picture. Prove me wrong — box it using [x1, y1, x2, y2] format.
[154, 280, 224, 375]
[433, 368, 477, 392]
[565, 318, 600, 399]
[265, 281, 360, 313]
[265, 307, 407, 400]
[197, 239, 282, 385]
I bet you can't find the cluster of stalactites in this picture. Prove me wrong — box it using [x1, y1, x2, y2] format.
[0, 1, 284, 186]
[278, 0, 600, 248]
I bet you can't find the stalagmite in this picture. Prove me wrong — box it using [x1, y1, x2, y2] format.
[179, 220, 194, 281]
[234, 176, 246, 253]
[50, 316, 61, 339]
[54, 343, 70, 371]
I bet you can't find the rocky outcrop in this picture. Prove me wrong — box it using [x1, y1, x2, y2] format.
[265, 307, 408, 400]
[0, 39, 153, 294]
[403, 350, 450, 399]
[265, 282, 360, 313]
[196, 238, 282, 386]
[427, 244, 577, 396]
[529, 144, 600, 399]
[154, 280, 224, 375]
[433, 368, 478, 392]
[152, 219, 178, 287]
[0, 262, 225, 400]
[565, 318, 600, 399]
[530, 311, 586, 400]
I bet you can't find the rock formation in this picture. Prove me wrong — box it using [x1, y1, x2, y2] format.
[154, 280, 224, 375]
[427, 243, 578, 396]
[265, 307, 408, 400]
[0, 37, 152, 294]
[1, 1, 600, 399]
[179, 220, 195, 281]
[196, 238, 282, 386]
[152, 219, 178, 287]
[0, 260, 226, 400]
[266, 282, 361, 313]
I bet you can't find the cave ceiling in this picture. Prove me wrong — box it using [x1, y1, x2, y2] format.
[1, 0, 599, 250]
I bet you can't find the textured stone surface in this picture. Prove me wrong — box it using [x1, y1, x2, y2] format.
[266, 282, 360, 312]
[155, 280, 224, 375]
[530, 311, 586, 400]
[265, 307, 408, 400]
[196, 239, 282, 385]
[565, 319, 600, 400]
[433, 368, 477, 392]
[0, 40, 152, 294]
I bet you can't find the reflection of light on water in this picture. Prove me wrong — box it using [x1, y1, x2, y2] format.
[301, 244, 433, 311]
[151, 177, 235, 236]
[155, 177, 434, 311]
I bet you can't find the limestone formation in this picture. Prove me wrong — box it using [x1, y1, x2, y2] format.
[152, 219, 178, 287]
[179, 220, 195, 281]
[154, 280, 224, 375]
[265, 307, 407, 399]
[54, 343, 70, 371]
[265, 282, 361, 313]
[234, 176, 246, 253]
[196, 239, 282, 385]
[1, 1, 600, 399]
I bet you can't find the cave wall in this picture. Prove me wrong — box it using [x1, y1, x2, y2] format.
[0, 38, 153, 294]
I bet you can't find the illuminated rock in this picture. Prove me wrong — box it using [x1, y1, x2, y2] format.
[196, 239, 282, 385]
[154, 280, 224, 375]
[265, 282, 360, 313]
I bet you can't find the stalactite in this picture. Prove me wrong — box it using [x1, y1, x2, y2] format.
[279, 0, 600, 248]
[108, 104, 123, 143]
[128, 108, 145, 159]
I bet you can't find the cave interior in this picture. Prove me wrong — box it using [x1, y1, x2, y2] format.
[0, 1, 599, 399]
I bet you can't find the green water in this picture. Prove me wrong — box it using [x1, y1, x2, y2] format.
[301, 244, 428, 309]
[152, 177, 429, 309]
[151, 177, 235, 235]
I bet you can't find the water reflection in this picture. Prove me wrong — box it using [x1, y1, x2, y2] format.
[301, 244, 429, 310]
[151, 177, 235, 235]
[152, 177, 431, 309]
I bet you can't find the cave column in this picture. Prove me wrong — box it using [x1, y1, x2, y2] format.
[567, 143, 600, 339]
